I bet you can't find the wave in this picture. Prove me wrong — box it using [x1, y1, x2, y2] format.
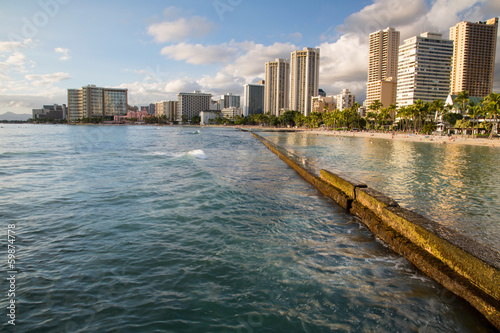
[146, 149, 207, 160]
[187, 149, 207, 159]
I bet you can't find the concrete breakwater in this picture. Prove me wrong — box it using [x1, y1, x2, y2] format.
[251, 131, 500, 330]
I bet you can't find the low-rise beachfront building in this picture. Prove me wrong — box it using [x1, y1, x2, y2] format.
[113, 109, 150, 123]
[32, 104, 66, 121]
[221, 107, 242, 119]
[311, 95, 336, 113]
[334, 89, 356, 111]
[200, 111, 220, 125]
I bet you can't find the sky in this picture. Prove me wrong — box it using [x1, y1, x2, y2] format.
[0, 0, 499, 115]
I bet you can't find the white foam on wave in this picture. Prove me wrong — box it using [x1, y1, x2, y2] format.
[148, 151, 177, 157]
[187, 149, 207, 160]
[146, 150, 207, 159]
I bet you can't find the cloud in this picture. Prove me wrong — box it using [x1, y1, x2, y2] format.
[182, 41, 296, 97]
[316, 0, 499, 101]
[117, 77, 203, 106]
[55, 47, 70, 61]
[160, 42, 238, 65]
[25, 72, 71, 86]
[0, 91, 67, 112]
[164, 78, 201, 93]
[147, 7, 216, 43]
[335, 0, 429, 39]
[0, 52, 33, 74]
[132, 41, 295, 102]
[319, 33, 367, 85]
[223, 41, 296, 78]
[0, 39, 32, 53]
[425, 0, 489, 32]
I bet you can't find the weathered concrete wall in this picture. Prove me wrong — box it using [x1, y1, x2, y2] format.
[252, 132, 500, 330]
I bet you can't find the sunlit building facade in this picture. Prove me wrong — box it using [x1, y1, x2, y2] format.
[290, 47, 320, 116]
[449, 18, 498, 97]
[155, 100, 178, 122]
[265, 58, 289, 116]
[366, 27, 400, 108]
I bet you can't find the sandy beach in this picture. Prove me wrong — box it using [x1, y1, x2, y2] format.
[236, 125, 499, 148]
[303, 130, 499, 148]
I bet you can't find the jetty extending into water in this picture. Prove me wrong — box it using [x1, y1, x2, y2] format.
[250, 131, 500, 330]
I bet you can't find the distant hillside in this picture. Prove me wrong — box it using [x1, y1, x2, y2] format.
[0, 112, 31, 121]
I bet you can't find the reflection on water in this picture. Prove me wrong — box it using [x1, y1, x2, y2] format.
[261, 132, 500, 253]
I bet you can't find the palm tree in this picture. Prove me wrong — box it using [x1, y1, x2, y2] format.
[430, 99, 445, 121]
[369, 100, 383, 114]
[469, 104, 484, 139]
[455, 91, 470, 115]
[484, 92, 500, 139]
[429, 99, 445, 132]
[397, 106, 410, 132]
[455, 91, 470, 136]
[366, 111, 377, 130]
[322, 110, 335, 129]
[378, 108, 391, 130]
[387, 104, 397, 121]
[412, 99, 428, 133]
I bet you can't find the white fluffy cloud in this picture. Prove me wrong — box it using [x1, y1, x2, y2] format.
[0, 39, 32, 53]
[224, 41, 296, 78]
[160, 42, 238, 65]
[318, 34, 368, 97]
[55, 48, 70, 61]
[147, 7, 216, 43]
[0, 52, 32, 74]
[117, 78, 203, 106]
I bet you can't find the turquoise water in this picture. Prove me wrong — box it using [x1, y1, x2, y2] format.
[0, 125, 495, 332]
[260, 131, 500, 254]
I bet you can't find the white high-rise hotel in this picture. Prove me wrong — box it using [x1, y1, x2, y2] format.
[396, 32, 454, 108]
[176, 91, 212, 122]
[264, 58, 289, 116]
[290, 47, 320, 116]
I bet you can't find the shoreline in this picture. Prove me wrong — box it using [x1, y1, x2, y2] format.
[308, 129, 499, 148]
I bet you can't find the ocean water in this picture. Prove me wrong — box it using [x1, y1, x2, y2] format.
[0, 124, 495, 332]
[260, 131, 500, 254]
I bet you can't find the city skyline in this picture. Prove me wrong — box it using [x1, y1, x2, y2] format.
[1, 0, 500, 116]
